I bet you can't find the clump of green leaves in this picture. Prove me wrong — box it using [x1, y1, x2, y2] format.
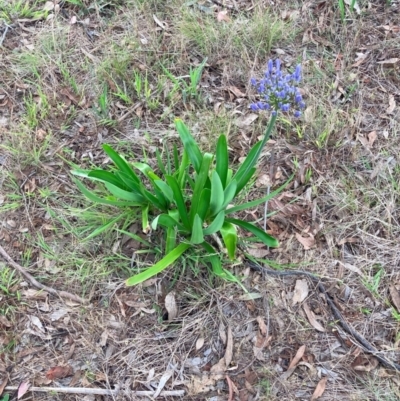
[72, 115, 287, 287]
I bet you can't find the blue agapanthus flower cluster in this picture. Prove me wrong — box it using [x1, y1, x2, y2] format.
[250, 59, 305, 118]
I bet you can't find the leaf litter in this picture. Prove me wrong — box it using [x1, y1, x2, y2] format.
[1, 0, 400, 399]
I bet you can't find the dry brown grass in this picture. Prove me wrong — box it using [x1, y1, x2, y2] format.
[1, 0, 400, 400]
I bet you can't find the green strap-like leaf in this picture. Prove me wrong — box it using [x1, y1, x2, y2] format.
[166, 226, 176, 254]
[234, 167, 256, 196]
[73, 178, 141, 207]
[155, 180, 174, 203]
[175, 118, 203, 173]
[151, 214, 187, 232]
[102, 144, 141, 185]
[225, 218, 279, 247]
[216, 135, 228, 188]
[190, 214, 204, 244]
[104, 182, 145, 202]
[132, 162, 162, 181]
[233, 141, 262, 189]
[189, 153, 213, 225]
[203, 210, 225, 236]
[166, 175, 190, 229]
[88, 170, 126, 189]
[125, 243, 191, 286]
[226, 174, 293, 214]
[210, 171, 224, 216]
[197, 188, 211, 221]
[220, 179, 237, 210]
[142, 204, 150, 233]
[220, 222, 237, 260]
[232, 113, 277, 191]
[201, 241, 248, 291]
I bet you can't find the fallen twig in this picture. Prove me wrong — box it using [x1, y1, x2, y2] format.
[225, 375, 234, 401]
[0, 244, 87, 304]
[4, 386, 184, 397]
[0, 24, 10, 47]
[248, 259, 400, 372]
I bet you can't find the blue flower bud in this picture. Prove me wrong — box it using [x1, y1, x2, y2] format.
[295, 94, 302, 103]
[250, 103, 259, 111]
[294, 110, 301, 118]
[268, 59, 273, 73]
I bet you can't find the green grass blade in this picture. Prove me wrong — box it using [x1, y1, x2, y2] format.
[166, 175, 190, 229]
[210, 171, 224, 216]
[125, 243, 191, 286]
[175, 118, 203, 173]
[225, 218, 279, 247]
[216, 134, 228, 187]
[156, 148, 167, 176]
[102, 144, 141, 185]
[226, 174, 293, 214]
[203, 210, 225, 236]
[117, 229, 153, 247]
[220, 222, 237, 260]
[190, 214, 204, 244]
[84, 215, 122, 240]
[173, 143, 180, 171]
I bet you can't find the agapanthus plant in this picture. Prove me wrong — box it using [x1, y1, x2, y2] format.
[72, 59, 303, 289]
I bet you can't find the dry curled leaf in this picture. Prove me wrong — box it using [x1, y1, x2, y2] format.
[295, 233, 315, 250]
[368, 131, 377, 147]
[303, 302, 325, 332]
[351, 355, 379, 372]
[389, 284, 400, 312]
[196, 337, 205, 350]
[153, 370, 173, 398]
[224, 326, 233, 366]
[46, 365, 73, 380]
[377, 58, 399, 65]
[311, 376, 328, 400]
[217, 10, 230, 22]
[0, 315, 11, 328]
[17, 382, 30, 399]
[386, 95, 396, 114]
[288, 344, 306, 370]
[292, 279, 309, 305]
[235, 113, 258, 128]
[210, 357, 226, 380]
[256, 316, 268, 336]
[165, 291, 178, 321]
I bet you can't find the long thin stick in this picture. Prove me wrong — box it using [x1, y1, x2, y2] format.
[0, 245, 87, 304]
[4, 386, 184, 397]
